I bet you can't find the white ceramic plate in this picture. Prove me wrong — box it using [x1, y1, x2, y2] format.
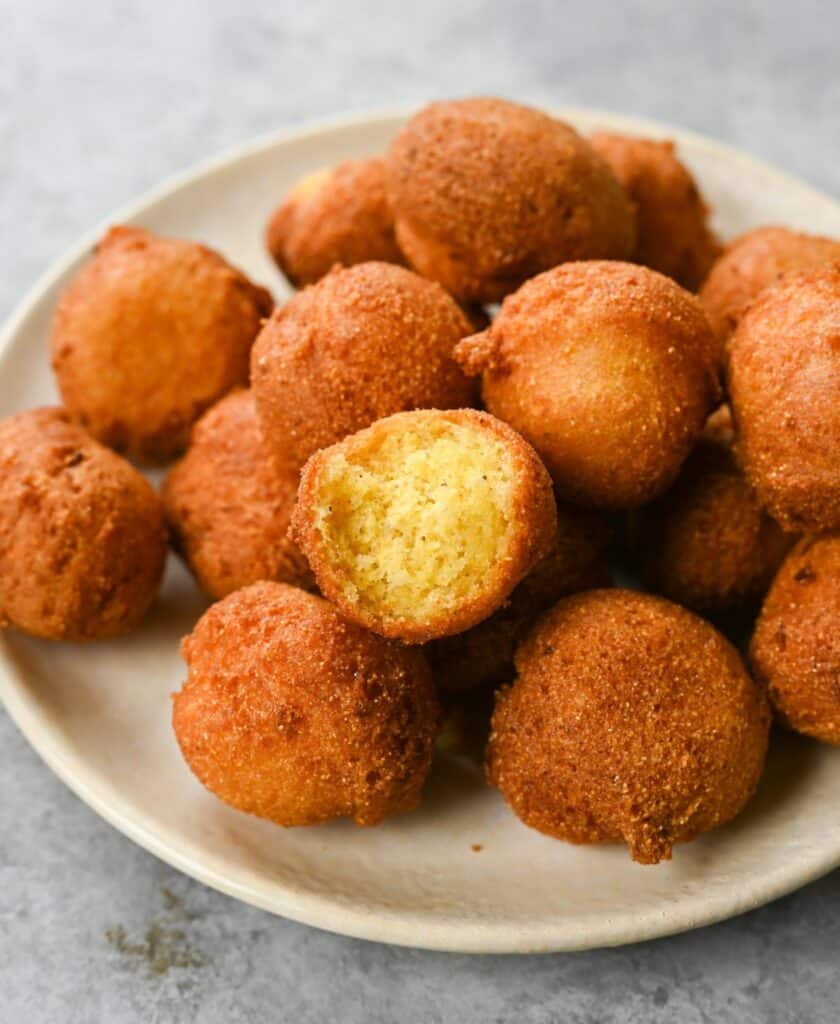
[2, 109, 840, 954]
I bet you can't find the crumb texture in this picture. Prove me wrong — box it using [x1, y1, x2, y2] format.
[293, 409, 557, 641]
[314, 419, 516, 623]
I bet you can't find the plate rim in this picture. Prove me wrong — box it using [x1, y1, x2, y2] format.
[2, 105, 840, 954]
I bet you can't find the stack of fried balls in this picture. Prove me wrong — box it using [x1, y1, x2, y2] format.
[2, 97, 838, 865]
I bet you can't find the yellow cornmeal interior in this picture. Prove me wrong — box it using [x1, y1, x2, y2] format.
[314, 420, 517, 623]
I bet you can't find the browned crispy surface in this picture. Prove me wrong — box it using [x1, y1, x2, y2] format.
[487, 589, 770, 864]
[427, 505, 612, 693]
[750, 533, 840, 745]
[51, 226, 273, 464]
[590, 132, 720, 292]
[632, 436, 792, 615]
[727, 263, 840, 533]
[455, 261, 720, 509]
[266, 158, 405, 286]
[385, 98, 636, 303]
[173, 582, 440, 826]
[700, 226, 840, 344]
[0, 407, 167, 640]
[162, 390, 311, 599]
[251, 261, 475, 473]
[291, 409, 558, 643]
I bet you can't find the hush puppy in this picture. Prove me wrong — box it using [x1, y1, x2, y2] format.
[750, 534, 840, 745]
[727, 263, 840, 532]
[291, 409, 557, 643]
[0, 408, 167, 640]
[251, 261, 475, 472]
[455, 261, 720, 509]
[51, 226, 273, 463]
[589, 132, 720, 291]
[266, 158, 405, 286]
[632, 431, 791, 615]
[173, 582, 440, 826]
[427, 507, 612, 693]
[385, 98, 636, 303]
[487, 589, 770, 864]
[700, 226, 840, 344]
[162, 389, 311, 599]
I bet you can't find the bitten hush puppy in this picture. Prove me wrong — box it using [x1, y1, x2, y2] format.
[162, 390, 311, 599]
[173, 582, 440, 826]
[251, 261, 475, 472]
[266, 158, 405, 286]
[632, 431, 791, 615]
[700, 226, 840, 343]
[727, 263, 840, 532]
[427, 507, 612, 694]
[455, 261, 720, 509]
[51, 226, 272, 463]
[487, 590, 770, 864]
[386, 98, 636, 303]
[291, 409, 557, 643]
[751, 534, 840, 745]
[0, 408, 167, 640]
[590, 132, 720, 291]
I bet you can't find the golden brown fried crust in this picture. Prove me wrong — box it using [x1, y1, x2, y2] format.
[173, 582, 441, 826]
[0, 408, 167, 640]
[265, 158, 406, 286]
[385, 98, 636, 303]
[727, 263, 840, 533]
[162, 390, 312, 599]
[750, 533, 840, 744]
[427, 506, 612, 693]
[589, 132, 720, 292]
[700, 226, 840, 345]
[487, 589, 770, 864]
[632, 438, 792, 615]
[51, 226, 273, 464]
[251, 261, 476, 473]
[291, 409, 558, 643]
[455, 261, 720, 509]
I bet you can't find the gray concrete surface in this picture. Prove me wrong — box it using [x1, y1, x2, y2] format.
[2, 1, 839, 1020]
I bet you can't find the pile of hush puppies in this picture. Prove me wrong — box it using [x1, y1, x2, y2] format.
[1, 97, 838, 867]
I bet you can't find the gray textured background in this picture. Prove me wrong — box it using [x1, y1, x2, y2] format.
[2, 1, 839, 1021]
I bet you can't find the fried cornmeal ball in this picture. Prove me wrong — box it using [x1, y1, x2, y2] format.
[750, 534, 840, 745]
[0, 408, 167, 640]
[51, 226, 273, 463]
[385, 98, 636, 303]
[291, 409, 557, 644]
[173, 582, 440, 827]
[589, 133, 720, 292]
[265, 158, 405, 286]
[251, 261, 475, 473]
[700, 226, 840, 344]
[455, 261, 720, 509]
[727, 263, 840, 533]
[487, 590, 770, 864]
[427, 506, 612, 694]
[632, 433, 792, 616]
[162, 390, 311, 599]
